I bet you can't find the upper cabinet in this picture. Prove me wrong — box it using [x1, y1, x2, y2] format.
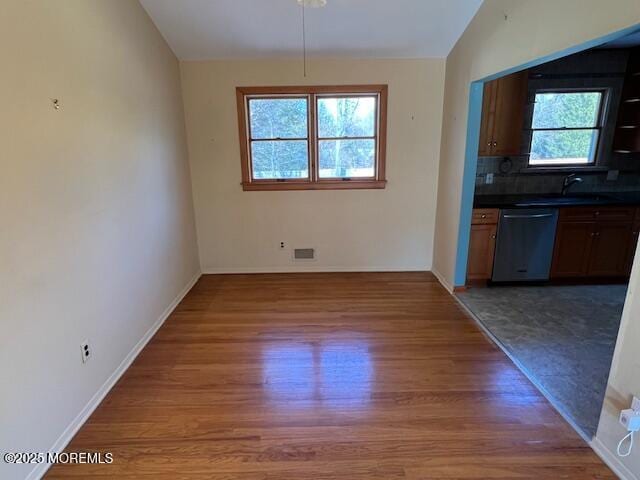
[478, 71, 528, 157]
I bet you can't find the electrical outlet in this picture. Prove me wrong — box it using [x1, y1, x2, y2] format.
[80, 341, 91, 363]
[485, 173, 494, 184]
[620, 408, 640, 431]
[279, 241, 285, 249]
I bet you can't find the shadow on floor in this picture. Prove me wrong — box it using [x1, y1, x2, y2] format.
[457, 284, 627, 438]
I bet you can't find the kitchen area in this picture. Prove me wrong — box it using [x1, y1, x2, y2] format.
[457, 37, 640, 439]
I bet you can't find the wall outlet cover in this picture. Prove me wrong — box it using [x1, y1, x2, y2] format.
[81, 341, 91, 363]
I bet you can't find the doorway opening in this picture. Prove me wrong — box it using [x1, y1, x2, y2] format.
[454, 26, 640, 440]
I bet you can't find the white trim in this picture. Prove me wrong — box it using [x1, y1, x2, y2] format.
[430, 267, 454, 293]
[26, 271, 202, 480]
[202, 265, 429, 274]
[591, 437, 638, 480]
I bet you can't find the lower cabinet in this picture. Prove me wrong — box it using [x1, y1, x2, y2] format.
[466, 209, 498, 281]
[626, 221, 640, 274]
[588, 221, 634, 276]
[551, 221, 594, 277]
[467, 205, 640, 284]
[551, 207, 638, 279]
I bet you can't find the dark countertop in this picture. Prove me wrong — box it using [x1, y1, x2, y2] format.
[474, 192, 640, 209]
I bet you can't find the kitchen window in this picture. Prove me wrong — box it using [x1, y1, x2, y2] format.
[528, 90, 605, 166]
[236, 85, 387, 190]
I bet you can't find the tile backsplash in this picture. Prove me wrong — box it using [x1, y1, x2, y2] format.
[475, 155, 640, 196]
[475, 48, 640, 197]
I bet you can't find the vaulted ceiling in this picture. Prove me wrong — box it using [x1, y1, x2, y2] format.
[140, 0, 483, 60]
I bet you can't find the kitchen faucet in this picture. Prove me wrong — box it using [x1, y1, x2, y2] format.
[561, 173, 583, 196]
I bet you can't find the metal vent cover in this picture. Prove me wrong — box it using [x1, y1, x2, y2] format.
[294, 248, 315, 260]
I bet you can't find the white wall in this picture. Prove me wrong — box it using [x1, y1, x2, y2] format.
[433, 0, 640, 287]
[432, 0, 640, 476]
[180, 58, 445, 273]
[0, 1, 200, 479]
[597, 264, 640, 476]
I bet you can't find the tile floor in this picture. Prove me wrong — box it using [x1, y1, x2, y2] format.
[457, 284, 627, 437]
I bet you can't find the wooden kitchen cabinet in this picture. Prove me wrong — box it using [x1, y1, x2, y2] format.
[588, 221, 634, 276]
[625, 220, 640, 274]
[551, 206, 637, 279]
[551, 221, 595, 277]
[478, 70, 528, 157]
[466, 209, 499, 281]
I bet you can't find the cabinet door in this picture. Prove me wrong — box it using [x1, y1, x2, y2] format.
[551, 221, 594, 278]
[625, 222, 640, 275]
[467, 224, 497, 280]
[492, 71, 528, 156]
[478, 81, 498, 156]
[471, 208, 499, 225]
[588, 221, 633, 277]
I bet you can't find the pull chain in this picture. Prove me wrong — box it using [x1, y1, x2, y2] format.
[302, 3, 307, 77]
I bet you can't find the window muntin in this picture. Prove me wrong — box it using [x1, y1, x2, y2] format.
[237, 86, 387, 190]
[317, 96, 377, 179]
[529, 91, 604, 166]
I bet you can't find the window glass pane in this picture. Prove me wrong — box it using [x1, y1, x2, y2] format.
[532, 92, 601, 129]
[318, 97, 375, 138]
[529, 129, 599, 165]
[249, 98, 308, 139]
[251, 140, 308, 179]
[318, 139, 375, 178]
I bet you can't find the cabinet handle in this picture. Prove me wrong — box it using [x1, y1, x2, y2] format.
[481, 214, 487, 218]
[594, 211, 600, 216]
[492, 141, 497, 147]
[487, 141, 492, 146]
[491, 234, 496, 239]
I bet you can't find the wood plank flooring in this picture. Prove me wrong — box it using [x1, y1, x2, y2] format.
[46, 272, 614, 479]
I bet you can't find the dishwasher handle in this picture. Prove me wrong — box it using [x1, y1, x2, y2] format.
[502, 213, 555, 219]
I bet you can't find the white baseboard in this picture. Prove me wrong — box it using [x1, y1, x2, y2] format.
[430, 267, 454, 293]
[26, 271, 201, 480]
[202, 265, 429, 274]
[591, 437, 638, 480]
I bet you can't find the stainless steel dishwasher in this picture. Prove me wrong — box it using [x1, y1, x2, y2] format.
[492, 208, 559, 282]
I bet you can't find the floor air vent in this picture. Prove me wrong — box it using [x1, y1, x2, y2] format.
[294, 248, 315, 260]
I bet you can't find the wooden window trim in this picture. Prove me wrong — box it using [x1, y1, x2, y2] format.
[236, 85, 388, 191]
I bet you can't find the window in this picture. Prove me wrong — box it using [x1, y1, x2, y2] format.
[236, 85, 387, 190]
[528, 90, 604, 166]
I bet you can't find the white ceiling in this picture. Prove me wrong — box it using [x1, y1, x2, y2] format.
[139, 0, 483, 60]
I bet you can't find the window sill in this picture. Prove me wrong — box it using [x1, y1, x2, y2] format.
[520, 166, 608, 174]
[241, 180, 387, 191]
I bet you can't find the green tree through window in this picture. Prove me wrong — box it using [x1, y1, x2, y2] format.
[237, 85, 387, 190]
[317, 96, 376, 178]
[529, 91, 603, 166]
[249, 98, 309, 179]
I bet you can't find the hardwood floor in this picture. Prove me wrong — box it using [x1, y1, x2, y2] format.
[47, 272, 614, 479]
